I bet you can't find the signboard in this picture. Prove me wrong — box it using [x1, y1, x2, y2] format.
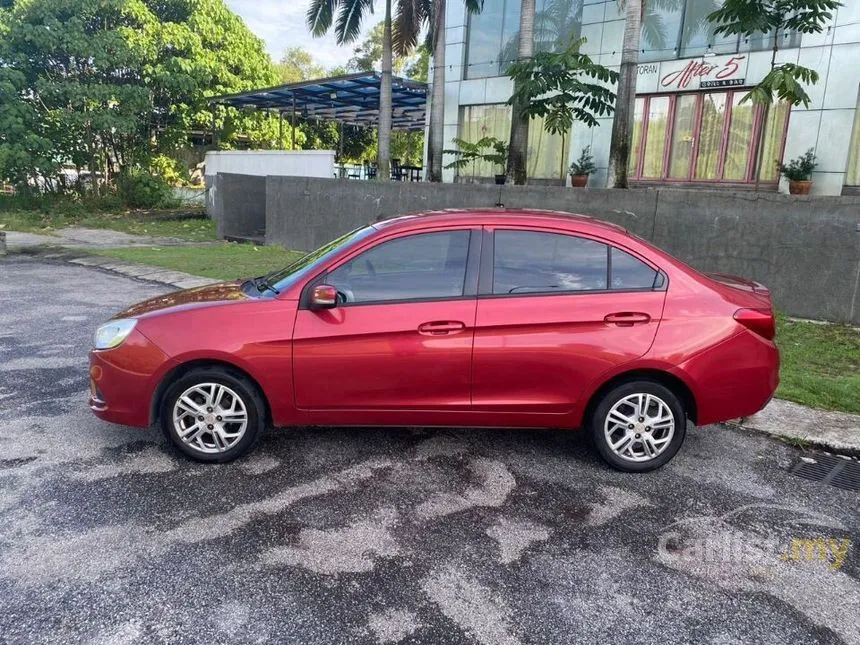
[636, 54, 751, 94]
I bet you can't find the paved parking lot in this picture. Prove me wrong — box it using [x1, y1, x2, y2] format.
[1, 256, 858, 645]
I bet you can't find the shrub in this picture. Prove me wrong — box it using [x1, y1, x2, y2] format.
[117, 172, 179, 209]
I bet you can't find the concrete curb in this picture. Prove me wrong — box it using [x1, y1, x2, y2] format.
[729, 399, 860, 457]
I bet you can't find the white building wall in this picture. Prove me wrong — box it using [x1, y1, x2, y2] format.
[433, 0, 860, 195]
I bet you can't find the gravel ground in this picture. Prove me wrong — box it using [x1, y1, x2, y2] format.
[0, 256, 858, 645]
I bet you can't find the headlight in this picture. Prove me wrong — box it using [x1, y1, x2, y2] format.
[93, 319, 137, 350]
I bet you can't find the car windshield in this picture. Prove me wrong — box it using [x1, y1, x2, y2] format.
[259, 225, 376, 295]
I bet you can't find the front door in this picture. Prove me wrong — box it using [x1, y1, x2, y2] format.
[292, 228, 478, 411]
[471, 228, 666, 415]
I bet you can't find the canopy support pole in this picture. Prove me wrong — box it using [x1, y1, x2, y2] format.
[278, 111, 284, 149]
[291, 97, 297, 150]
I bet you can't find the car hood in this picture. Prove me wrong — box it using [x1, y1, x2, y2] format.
[114, 280, 251, 319]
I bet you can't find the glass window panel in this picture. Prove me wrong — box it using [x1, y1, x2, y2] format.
[493, 231, 608, 294]
[457, 105, 512, 178]
[534, 0, 583, 54]
[668, 94, 697, 179]
[723, 93, 755, 181]
[694, 92, 727, 180]
[740, 29, 800, 54]
[757, 101, 790, 182]
[640, 1, 683, 62]
[498, 0, 521, 72]
[465, 0, 507, 79]
[629, 98, 645, 176]
[527, 115, 567, 179]
[679, 0, 739, 58]
[611, 247, 658, 290]
[643, 96, 670, 178]
[328, 231, 471, 303]
[846, 99, 860, 186]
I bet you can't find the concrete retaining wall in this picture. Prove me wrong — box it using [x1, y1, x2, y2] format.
[209, 173, 266, 242]
[213, 174, 860, 323]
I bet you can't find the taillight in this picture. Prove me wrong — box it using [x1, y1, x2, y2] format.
[733, 308, 775, 340]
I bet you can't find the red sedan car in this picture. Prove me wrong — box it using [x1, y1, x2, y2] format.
[89, 209, 778, 472]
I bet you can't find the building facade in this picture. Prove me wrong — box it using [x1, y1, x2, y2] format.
[438, 0, 860, 195]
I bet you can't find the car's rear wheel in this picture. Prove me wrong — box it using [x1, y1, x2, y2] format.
[590, 380, 686, 472]
[160, 367, 265, 463]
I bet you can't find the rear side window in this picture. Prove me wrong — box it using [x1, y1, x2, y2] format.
[611, 247, 658, 289]
[493, 231, 608, 294]
[327, 230, 470, 303]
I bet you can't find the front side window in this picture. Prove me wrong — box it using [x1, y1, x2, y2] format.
[327, 231, 471, 304]
[493, 231, 608, 294]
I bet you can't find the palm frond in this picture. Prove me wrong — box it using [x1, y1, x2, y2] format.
[307, 0, 339, 36]
[336, 0, 375, 44]
[393, 0, 427, 55]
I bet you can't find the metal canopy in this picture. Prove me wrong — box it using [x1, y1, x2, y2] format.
[210, 72, 428, 132]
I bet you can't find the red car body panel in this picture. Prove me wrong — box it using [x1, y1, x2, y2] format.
[89, 209, 779, 433]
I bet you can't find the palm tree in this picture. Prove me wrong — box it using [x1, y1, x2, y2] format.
[606, 0, 642, 188]
[507, 0, 536, 185]
[308, 0, 397, 180]
[393, 0, 481, 183]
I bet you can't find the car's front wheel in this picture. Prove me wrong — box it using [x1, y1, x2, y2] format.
[590, 380, 686, 472]
[160, 367, 265, 463]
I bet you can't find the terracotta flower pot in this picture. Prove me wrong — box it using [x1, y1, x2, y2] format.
[788, 180, 812, 195]
[570, 174, 588, 188]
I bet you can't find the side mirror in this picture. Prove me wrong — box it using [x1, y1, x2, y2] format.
[310, 284, 338, 309]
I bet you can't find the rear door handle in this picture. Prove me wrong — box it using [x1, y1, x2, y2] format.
[604, 312, 651, 326]
[418, 321, 466, 335]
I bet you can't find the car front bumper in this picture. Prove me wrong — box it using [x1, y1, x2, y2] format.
[89, 328, 171, 428]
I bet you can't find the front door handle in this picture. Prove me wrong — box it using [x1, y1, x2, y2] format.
[418, 321, 466, 335]
[604, 312, 651, 326]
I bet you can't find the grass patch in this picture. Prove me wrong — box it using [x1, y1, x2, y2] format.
[0, 209, 217, 242]
[92, 243, 304, 281]
[776, 315, 860, 414]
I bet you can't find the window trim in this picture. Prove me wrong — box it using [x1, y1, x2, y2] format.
[478, 227, 667, 299]
[298, 227, 482, 310]
[631, 90, 791, 185]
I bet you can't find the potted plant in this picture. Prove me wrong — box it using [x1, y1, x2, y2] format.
[444, 137, 509, 185]
[779, 148, 817, 195]
[569, 146, 595, 187]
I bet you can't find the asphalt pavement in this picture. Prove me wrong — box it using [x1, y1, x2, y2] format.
[0, 256, 858, 645]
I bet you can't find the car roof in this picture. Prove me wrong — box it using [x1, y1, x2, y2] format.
[371, 208, 628, 236]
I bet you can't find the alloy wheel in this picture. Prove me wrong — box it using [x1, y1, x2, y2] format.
[603, 393, 675, 463]
[172, 382, 248, 454]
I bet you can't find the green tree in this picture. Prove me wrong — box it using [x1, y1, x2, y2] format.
[0, 0, 281, 191]
[708, 0, 841, 183]
[276, 47, 327, 83]
[507, 39, 618, 134]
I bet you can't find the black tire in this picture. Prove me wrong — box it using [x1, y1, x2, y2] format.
[589, 380, 687, 473]
[159, 366, 266, 463]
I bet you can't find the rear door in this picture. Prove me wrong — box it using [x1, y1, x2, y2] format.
[471, 227, 667, 414]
